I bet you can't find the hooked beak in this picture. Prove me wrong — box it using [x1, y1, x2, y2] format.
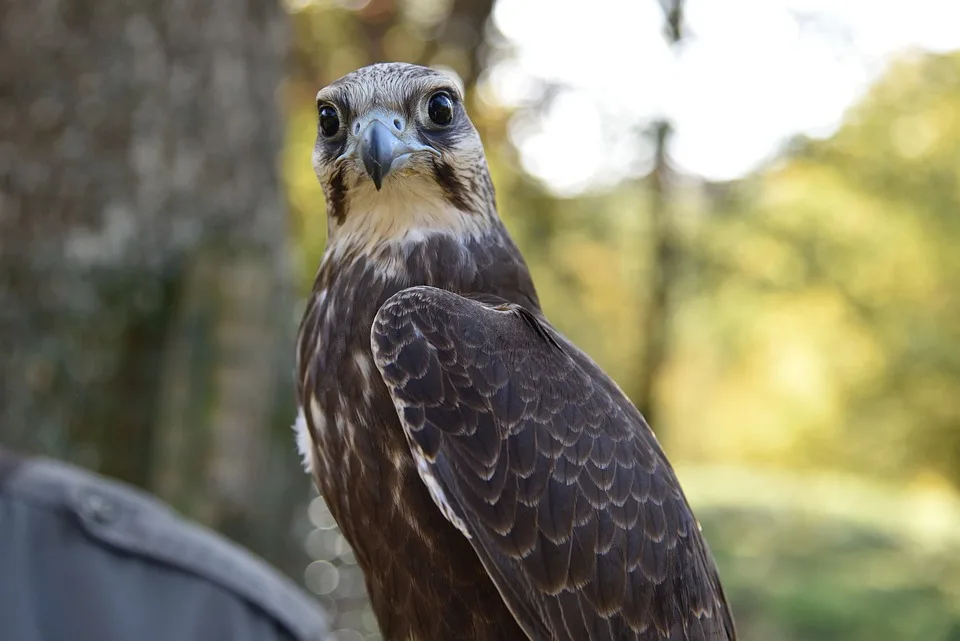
[340, 113, 439, 191]
[361, 120, 399, 191]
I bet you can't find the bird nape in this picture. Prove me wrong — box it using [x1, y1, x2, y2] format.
[294, 62, 737, 641]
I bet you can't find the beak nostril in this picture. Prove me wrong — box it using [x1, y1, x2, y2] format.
[393, 119, 402, 131]
[354, 122, 360, 134]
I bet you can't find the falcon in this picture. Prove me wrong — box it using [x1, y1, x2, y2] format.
[295, 63, 736, 641]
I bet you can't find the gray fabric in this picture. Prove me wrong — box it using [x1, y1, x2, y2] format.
[0, 451, 331, 641]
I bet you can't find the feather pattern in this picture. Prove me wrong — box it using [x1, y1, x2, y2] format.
[371, 286, 736, 641]
[296, 62, 736, 641]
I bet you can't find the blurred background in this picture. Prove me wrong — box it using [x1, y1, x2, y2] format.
[2, 0, 959, 639]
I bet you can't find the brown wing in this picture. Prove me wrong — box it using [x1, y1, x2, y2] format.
[370, 286, 737, 641]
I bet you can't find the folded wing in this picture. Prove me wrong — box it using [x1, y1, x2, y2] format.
[371, 286, 736, 641]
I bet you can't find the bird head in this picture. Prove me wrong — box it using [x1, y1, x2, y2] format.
[312, 63, 497, 249]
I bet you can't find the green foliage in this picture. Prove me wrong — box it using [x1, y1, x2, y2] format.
[683, 50, 960, 486]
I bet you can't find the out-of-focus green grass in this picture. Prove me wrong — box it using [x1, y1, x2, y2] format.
[681, 466, 960, 641]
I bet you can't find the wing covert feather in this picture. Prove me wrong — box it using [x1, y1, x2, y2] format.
[371, 286, 736, 641]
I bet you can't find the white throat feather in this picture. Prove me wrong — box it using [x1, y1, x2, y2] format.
[324, 173, 493, 262]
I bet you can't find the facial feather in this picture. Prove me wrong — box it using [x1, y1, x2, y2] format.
[311, 63, 498, 257]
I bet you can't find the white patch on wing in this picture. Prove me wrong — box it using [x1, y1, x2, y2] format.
[335, 400, 353, 440]
[293, 406, 313, 474]
[353, 351, 375, 403]
[388, 443, 408, 470]
[308, 395, 326, 433]
[412, 447, 472, 539]
[306, 394, 332, 474]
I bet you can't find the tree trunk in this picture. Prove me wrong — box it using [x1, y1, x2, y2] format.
[635, 121, 678, 431]
[0, 0, 309, 578]
[634, 0, 686, 434]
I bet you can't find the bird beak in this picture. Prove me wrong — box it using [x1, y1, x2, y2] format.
[360, 120, 398, 191]
[344, 112, 439, 191]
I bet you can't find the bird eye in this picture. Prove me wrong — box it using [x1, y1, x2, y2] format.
[427, 91, 454, 127]
[318, 104, 340, 137]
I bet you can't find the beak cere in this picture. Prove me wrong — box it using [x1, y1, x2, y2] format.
[360, 120, 402, 191]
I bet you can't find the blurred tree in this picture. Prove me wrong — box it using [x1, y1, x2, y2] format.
[803, 51, 960, 485]
[635, 120, 678, 431]
[633, 0, 686, 431]
[676, 50, 960, 489]
[0, 0, 309, 577]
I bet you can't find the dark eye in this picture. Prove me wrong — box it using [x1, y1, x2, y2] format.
[427, 92, 454, 127]
[318, 104, 340, 137]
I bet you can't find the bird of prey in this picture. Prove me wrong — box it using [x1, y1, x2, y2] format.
[295, 63, 736, 641]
